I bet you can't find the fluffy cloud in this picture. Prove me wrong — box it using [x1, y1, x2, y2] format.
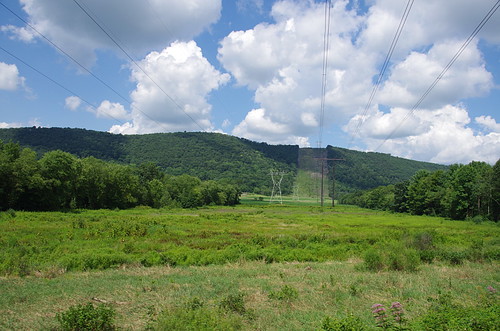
[475, 115, 500, 132]
[64, 96, 82, 111]
[232, 108, 310, 146]
[3, 0, 221, 66]
[377, 40, 493, 109]
[93, 100, 130, 121]
[0, 121, 23, 128]
[220, 0, 364, 144]
[345, 105, 500, 164]
[109, 41, 229, 134]
[0, 62, 25, 90]
[218, 0, 499, 162]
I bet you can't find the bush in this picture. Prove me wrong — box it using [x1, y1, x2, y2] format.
[153, 306, 242, 331]
[321, 314, 366, 330]
[362, 246, 420, 272]
[411, 231, 435, 250]
[387, 248, 420, 272]
[56, 302, 115, 330]
[440, 250, 468, 265]
[363, 248, 384, 272]
[413, 292, 499, 330]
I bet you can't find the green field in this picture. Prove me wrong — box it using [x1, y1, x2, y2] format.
[1, 203, 499, 329]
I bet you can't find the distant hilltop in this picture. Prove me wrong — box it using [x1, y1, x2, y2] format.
[0, 127, 446, 196]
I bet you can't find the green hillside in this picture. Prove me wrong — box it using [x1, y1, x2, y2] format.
[0, 127, 446, 195]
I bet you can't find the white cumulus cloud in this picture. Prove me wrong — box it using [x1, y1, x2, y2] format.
[64, 96, 82, 111]
[3, 0, 222, 67]
[109, 41, 229, 134]
[93, 100, 130, 121]
[475, 115, 500, 133]
[347, 105, 500, 164]
[0, 62, 25, 90]
[218, 0, 499, 163]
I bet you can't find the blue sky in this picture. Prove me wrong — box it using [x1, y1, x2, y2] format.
[0, 0, 499, 164]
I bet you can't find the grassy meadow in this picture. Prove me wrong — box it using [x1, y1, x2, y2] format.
[0, 202, 499, 329]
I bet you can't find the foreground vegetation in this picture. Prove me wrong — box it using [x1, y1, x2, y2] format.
[0, 258, 498, 329]
[0, 204, 498, 329]
[1, 205, 498, 277]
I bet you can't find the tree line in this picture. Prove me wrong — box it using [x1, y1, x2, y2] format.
[0, 127, 298, 195]
[0, 141, 240, 211]
[340, 159, 500, 221]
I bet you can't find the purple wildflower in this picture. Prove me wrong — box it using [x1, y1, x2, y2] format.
[390, 301, 404, 323]
[487, 286, 496, 294]
[371, 303, 389, 328]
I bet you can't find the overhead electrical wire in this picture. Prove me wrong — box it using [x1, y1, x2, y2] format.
[0, 46, 126, 125]
[0, 2, 129, 106]
[0, 1, 162, 128]
[375, 0, 500, 151]
[71, 0, 206, 132]
[318, 0, 332, 149]
[348, 0, 414, 147]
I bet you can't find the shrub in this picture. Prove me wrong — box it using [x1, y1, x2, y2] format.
[362, 246, 421, 272]
[440, 250, 468, 265]
[56, 302, 115, 330]
[321, 314, 366, 330]
[411, 231, 435, 250]
[153, 306, 242, 331]
[387, 248, 420, 272]
[363, 248, 384, 272]
[418, 249, 436, 263]
[413, 292, 499, 330]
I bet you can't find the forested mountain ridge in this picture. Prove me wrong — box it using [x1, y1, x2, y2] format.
[0, 127, 297, 193]
[0, 127, 446, 194]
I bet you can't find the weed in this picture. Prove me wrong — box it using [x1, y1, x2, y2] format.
[321, 314, 366, 330]
[153, 306, 242, 330]
[268, 285, 299, 302]
[349, 283, 360, 297]
[185, 296, 205, 310]
[219, 292, 246, 315]
[413, 291, 499, 330]
[56, 302, 115, 331]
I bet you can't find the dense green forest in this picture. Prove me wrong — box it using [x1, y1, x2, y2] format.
[340, 160, 500, 221]
[0, 141, 240, 211]
[0, 127, 297, 194]
[0, 127, 447, 196]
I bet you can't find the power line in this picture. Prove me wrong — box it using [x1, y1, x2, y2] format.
[318, 0, 332, 149]
[71, 0, 206, 132]
[0, 1, 161, 128]
[0, 46, 126, 125]
[349, 0, 414, 147]
[375, 0, 500, 151]
[0, 1, 130, 106]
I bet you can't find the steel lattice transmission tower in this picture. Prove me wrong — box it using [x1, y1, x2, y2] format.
[269, 170, 285, 204]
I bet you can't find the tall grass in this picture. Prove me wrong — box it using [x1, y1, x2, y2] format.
[0, 205, 498, 276]
[0, 261, 497, 329]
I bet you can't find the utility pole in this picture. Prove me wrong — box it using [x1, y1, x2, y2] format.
[314, 157, 344, 207]
[270, 170, 285, 204]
